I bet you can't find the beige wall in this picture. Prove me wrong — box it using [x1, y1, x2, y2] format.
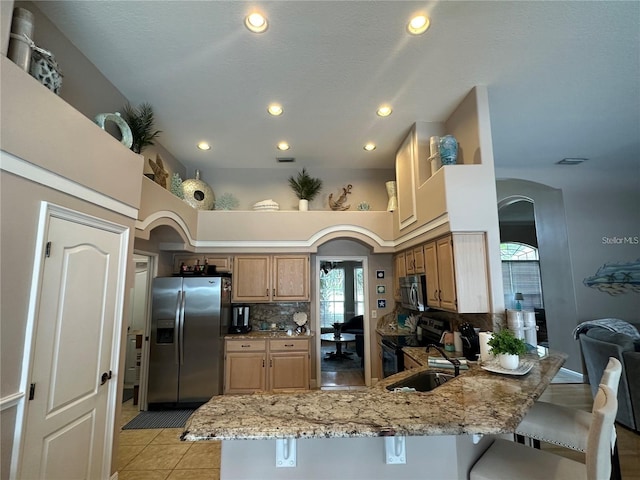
[195, 167, 395, 212]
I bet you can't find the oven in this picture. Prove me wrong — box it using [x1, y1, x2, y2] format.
[381, 338, 403, 378]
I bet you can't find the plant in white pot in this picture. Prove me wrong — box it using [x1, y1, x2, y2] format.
[487, 328, 527, 370]
[288, 168, 322, 211]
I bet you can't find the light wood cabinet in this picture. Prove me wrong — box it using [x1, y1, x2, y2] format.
[412, 245, 425, 274]
[232, 255, 309, 303]
[403, 353, 421, 371]
[424, 233, 489, 313]
[393, 252, 406, 300]
[173, 254, 232, 274]
[405, 245, 425, 275]
[224, 339, 267, 394]
[224, 337, 310, 394]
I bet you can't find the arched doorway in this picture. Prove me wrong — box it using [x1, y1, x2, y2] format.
[496, 180, 581, 373]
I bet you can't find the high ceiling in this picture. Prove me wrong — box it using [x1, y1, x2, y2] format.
[34, 1, 639, 172]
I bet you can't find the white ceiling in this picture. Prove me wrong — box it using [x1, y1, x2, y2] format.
[34, 1, 640, 172]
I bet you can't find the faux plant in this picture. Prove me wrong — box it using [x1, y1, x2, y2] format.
[121, 102, 162, 154]
[487, 329, 527, 356]
[288, 168, 323, 201]
[170, 173, 184, 199]
[215, 193, 240, 210]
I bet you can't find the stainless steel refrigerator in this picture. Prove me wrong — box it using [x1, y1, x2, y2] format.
[147, 275, 231, 408]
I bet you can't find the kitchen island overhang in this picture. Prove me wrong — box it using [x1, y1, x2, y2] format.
[182, 352, 566, 479]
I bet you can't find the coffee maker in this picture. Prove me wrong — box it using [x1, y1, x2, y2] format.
[459, 322, 480, 361]
[229, 306, 251, 333]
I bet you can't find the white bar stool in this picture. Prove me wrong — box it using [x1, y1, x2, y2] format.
[514, 357, 622, 480]
[470, 384, 618, 480]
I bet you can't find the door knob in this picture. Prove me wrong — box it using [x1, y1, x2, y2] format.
[100, 370, 112, 385]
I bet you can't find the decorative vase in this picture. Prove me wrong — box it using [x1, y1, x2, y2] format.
[298, 199, 309, 211]
[439, 135, 458, 165]
[498, 354, 520, 370]
[7, 8, 34, 72]
[386, 181, 397, 212]
[181, 169, 215, 210]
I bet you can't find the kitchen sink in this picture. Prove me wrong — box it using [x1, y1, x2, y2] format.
[386, 371, 455, 392]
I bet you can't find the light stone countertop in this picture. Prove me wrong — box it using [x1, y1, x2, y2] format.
[183, 350, 567, 442]
[224, 330, 314, 340]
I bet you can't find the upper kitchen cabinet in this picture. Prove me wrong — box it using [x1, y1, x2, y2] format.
[232, 255, 310, 303]
[424, 233, 489, 313]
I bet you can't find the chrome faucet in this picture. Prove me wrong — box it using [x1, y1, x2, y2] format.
[426, 344, 461, 377]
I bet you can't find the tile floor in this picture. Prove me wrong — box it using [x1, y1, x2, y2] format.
[118, 401, 221, 480]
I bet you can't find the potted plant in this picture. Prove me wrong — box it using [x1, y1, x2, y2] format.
[487, 328, 527, 370]
[288, 168, 322, 211]
[121, 102, 162, 154]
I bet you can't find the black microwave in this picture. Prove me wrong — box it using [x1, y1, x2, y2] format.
[399, 275, 427, 311]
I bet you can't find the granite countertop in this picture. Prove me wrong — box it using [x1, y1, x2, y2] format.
[183, 350, 567, 442]
[224, 330, 314, 340]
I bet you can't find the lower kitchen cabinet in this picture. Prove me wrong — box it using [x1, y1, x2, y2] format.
[403, 353, 420, 371]
[224, 337, 310, 394]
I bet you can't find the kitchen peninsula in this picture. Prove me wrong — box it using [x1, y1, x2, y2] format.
[183, 350, 566, 479]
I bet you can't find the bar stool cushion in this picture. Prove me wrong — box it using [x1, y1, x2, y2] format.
[470, 438, 585, 480]
[515, 401, 590, 450]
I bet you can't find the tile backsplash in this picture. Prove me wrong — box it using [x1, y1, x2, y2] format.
[240, 302, 311, 331]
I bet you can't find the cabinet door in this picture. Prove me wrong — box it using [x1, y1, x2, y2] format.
[403, 353, 421, 371]
[272, 255, 309, 301]
[436, 236, 457, 311]
[405, 249, 415, 275]
[204, 255, 232, 273]
[413, 245, 425, 274]
[269, 352, 309, 392]
[224, 352, 266, 394]
[393, 252, 406, 300]
[423, 241, 440, 308]
[232, 256, 270, 302]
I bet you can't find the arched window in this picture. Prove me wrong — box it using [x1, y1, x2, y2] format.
[501, 242, 543, 310]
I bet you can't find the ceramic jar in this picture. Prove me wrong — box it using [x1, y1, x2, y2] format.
[439, 135, 458, 165]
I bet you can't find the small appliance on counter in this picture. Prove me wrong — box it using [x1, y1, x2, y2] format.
[229, 306, 251, 333]
[459, 322, 480, 361]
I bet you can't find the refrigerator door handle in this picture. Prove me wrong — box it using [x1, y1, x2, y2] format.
[174, 290, 182, 365]
[179, 290, 186, 365]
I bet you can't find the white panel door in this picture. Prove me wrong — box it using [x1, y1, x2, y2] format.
[20, 212, 126, 480]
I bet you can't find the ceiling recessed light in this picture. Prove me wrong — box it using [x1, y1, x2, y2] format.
[245, 12, 268, 33]
[377, 105, 392, 117]
[407, 15, 430, 35]
[363, 143, 376, 151]
[277, 142, 290, 151]
[268, 104, 283, 116]
[197, 142, 211, 151]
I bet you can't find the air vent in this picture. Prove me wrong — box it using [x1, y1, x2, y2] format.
[556, 158, 588, 165]
[277, 157, 295, 163]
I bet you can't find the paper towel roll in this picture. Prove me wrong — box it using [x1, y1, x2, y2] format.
[479, 332, 494, 363]
[453, 331, 463, 353]
[523, 311, 537, 346]
[507, 309, 525, 339]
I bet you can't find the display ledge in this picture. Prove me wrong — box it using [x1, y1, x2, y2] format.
[183, 351, 565, 441]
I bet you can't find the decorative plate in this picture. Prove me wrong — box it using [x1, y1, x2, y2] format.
[480, 359, 534, 376]
[293, 312, 308, 326]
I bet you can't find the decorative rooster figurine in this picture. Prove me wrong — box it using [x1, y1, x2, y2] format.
[328, 184, 353, 211]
